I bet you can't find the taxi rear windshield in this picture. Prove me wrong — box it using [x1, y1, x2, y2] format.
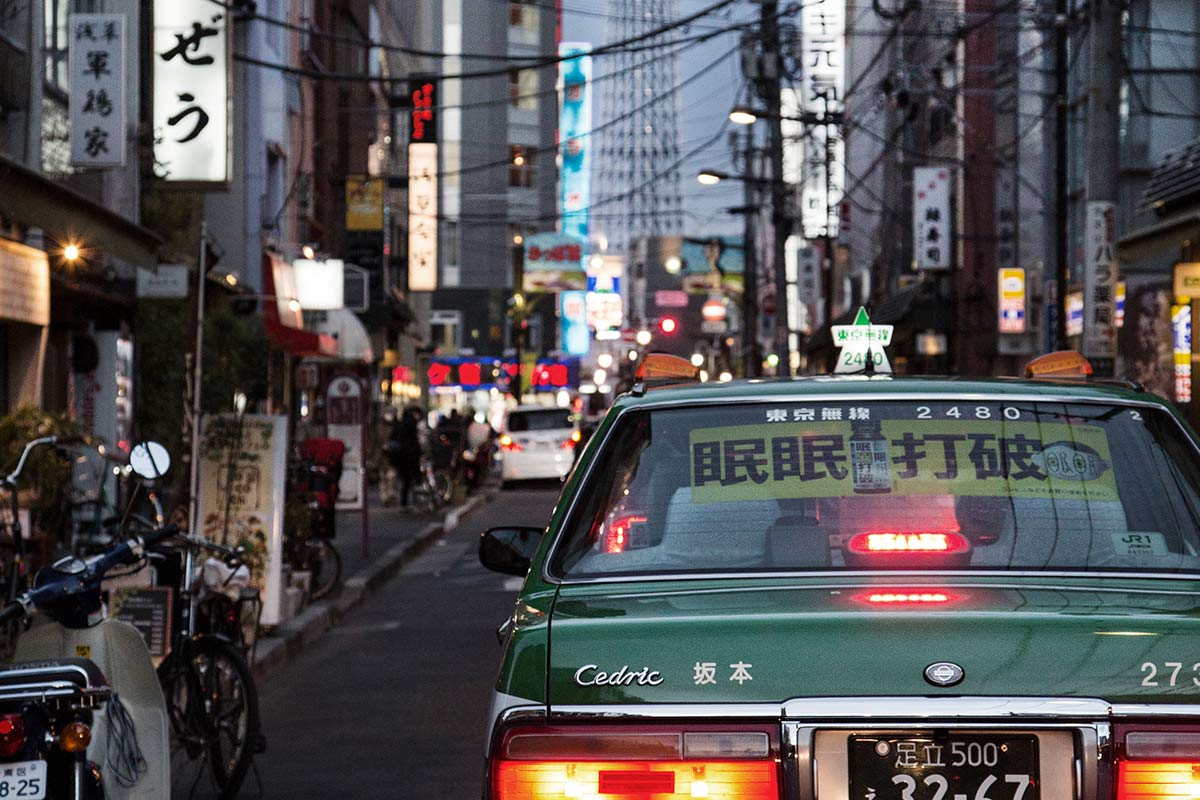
[550, 400, 1200, 577]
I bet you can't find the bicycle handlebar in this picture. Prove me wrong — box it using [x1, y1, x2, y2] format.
[3, 435, 84, 486]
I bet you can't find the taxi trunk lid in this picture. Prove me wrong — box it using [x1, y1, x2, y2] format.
[547, 576, 1200, 706]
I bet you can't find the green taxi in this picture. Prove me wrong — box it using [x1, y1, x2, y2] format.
[480, 351, 1200, 800]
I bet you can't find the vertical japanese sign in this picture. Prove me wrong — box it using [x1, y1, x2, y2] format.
[793, 241, 822, 334]
[1173, 300, 1191, 404]
[560, 290, 590, 357]
[798, 0, 844, 240]
[559, 44, 592, 241]
[1084, 201, 1118, 374]
[152, 0, 228, 182]
[912, 167, 952, 270]
[408, 77, 438, 292]
[407, 144, 438, 291]
[998, 268, 1026, 334]
[69, 14, 126, 167]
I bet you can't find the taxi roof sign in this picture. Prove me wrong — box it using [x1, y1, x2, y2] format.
[1024, 350, 1094, 379]
[632, 353, 701, 394]
[832, 307, 893, 374]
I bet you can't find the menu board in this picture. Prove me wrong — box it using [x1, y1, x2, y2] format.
[114, 587, 173, 664]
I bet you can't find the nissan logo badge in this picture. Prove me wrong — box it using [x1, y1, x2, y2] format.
[924, 662, 964, 687]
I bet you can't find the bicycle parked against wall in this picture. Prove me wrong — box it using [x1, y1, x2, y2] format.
[128, 443, 264, 800]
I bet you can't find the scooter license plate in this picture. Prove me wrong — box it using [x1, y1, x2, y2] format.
[0, 760, 47, 799]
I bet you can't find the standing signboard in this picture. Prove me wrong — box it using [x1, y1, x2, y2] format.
[197, 415, 287, 626]
[69, 14, 126, 167]
[1084, 201, 1118, 375]
[913, 168, 952, 270]
[152, 0, 229, 183]
[325, 376, 365, 511]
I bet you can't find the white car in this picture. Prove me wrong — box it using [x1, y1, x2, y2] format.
[497, 406, 579, 486]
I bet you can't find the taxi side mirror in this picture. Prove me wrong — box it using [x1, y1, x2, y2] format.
[479, 526, 544, 576]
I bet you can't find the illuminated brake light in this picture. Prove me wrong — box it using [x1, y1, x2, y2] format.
[1117, 727, 1200, 799]
[602, 515, 647, 554]
[860, 592, 955, 605]
[499, 435, 523, 452]
[492, 725, 779, 800]
[847, 532, 970, 554]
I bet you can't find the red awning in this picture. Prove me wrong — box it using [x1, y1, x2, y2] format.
[261, 252, 337, 357]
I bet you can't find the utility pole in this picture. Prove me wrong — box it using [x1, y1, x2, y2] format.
[1053, 1, 1069, 350]
[760, 0, 792, 377]
[1082, 0, 1121, 376]
[741, 131, 760, 377]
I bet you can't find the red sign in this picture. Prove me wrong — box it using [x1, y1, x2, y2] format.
[410, 80, 437, 142]
[526, 243, 581, 263]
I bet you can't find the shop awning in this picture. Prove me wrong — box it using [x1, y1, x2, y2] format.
[261, 252, 337, 357]
[1118, 210, 1200, 264]
[0, 154, 162, 267]
[308, 308, 375, 363]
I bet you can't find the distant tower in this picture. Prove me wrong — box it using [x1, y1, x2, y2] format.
[595, 0, 685, 255]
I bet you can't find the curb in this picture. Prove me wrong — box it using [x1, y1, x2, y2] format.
[251, 489, 495, 680]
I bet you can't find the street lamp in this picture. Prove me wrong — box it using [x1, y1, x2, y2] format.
[729, 107, 760, 126]
[696, 169, 728, 186]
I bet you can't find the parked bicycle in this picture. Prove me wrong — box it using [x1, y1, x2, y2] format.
[127, 442, 263, 800]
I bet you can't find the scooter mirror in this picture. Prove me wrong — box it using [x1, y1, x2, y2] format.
[129, 441, 171, 481]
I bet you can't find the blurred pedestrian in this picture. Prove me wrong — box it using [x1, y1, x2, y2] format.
[386, 406, 422, 509]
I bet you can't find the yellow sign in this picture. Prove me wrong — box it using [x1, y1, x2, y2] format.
[1174, 263, 1200, 299]
[689, 421, 1118, 504]
[345, 176, 384, 231]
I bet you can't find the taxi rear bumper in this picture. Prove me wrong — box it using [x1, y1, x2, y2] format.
[485, 697, 1200, 800]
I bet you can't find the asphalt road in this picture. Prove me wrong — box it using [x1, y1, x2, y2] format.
[251, 484, 562, 799]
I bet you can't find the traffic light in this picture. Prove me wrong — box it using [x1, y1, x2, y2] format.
[658, 316, 678, 335]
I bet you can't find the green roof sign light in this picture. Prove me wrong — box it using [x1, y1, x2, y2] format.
[832, 307, 893, 374]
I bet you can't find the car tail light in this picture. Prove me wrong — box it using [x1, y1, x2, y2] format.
[492, 724, 780, 800]
[0, 714, 26, 758]
[1116, 726, 1200, 799]
[560, 439, 576, 450]
[500, 435, 524, 452]
[847, 532, 970, 555]
[601, 515, 647, 554]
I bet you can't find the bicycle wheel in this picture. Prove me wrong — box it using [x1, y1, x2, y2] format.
[306, 539, 342, 601]
[433, 469, 454, 504]
[162, 636, 260, 799]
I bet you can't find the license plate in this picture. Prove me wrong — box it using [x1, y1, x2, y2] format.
[0, 760, 46, 800]
[849, 735, 1039, 800]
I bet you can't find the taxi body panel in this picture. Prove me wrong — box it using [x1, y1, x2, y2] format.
[484, 375, 1200, 800]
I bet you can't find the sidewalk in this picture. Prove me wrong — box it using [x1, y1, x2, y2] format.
[251, 485, 494, 679]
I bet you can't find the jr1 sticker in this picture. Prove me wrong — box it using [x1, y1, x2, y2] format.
[1111, 532, 1169, 556]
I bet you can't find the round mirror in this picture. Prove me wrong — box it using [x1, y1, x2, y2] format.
[129, 441, 171, 480]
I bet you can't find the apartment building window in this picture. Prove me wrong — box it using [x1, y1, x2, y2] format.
[509, 145, 534, 188]
[508, 0, 538, 31]
[509, 69, 538, 111]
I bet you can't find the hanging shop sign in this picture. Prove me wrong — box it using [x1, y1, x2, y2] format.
[325, 375, 365, 511]
[69, 14, 126, 167]
[679, 236, 745, 296]
[523, 232, 587, 292]
[197, 415, 288, 625]
[0, 239, 50, 327]
[998, 267, 1026, 334]
[1173, 262, 1200, 299]
[1083, 201, 1118, 374]
[293, 259, 345, 310]
[345, 177, 384, 232]
[793, 239, 822, 334]
[408, 142, 438, 291]
[559, 44, 592, 241]
[560, 290, 590, 357]
[136, 265, 189, 299]
[797, 1, 844, 240]
[913, 167, 952, 270]
[152, 0, 229, 183]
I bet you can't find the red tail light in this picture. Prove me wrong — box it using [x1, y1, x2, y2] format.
[602, 515, 647, 554]
[492, 724, 780, 800]
[0, 714, 26, 758]
[500, 435, 523, 452]
[847, 532, 970, 554]
[1116, 726, 1200, 799]
[855, 590, 960, 606]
